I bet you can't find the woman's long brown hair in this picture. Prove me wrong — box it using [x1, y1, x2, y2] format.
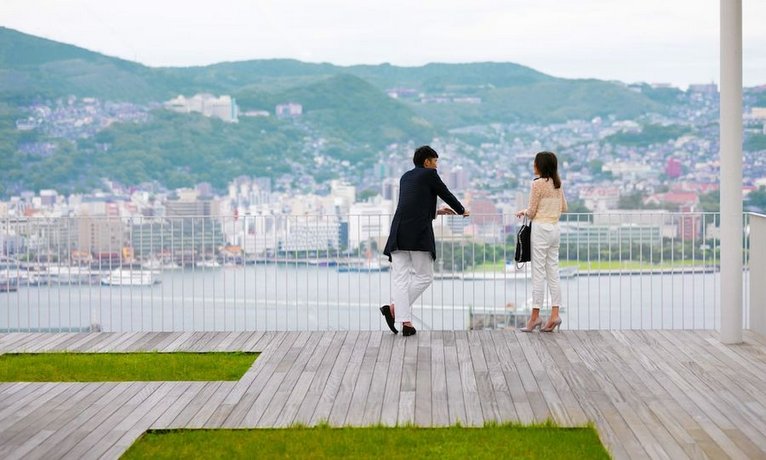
[534, 151, 561, 189]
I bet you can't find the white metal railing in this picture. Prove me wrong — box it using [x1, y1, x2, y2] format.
[0, 212, 737, 332]
[747, 212, 765, 335]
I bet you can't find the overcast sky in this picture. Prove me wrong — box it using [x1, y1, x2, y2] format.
[2, 0, 765, 88]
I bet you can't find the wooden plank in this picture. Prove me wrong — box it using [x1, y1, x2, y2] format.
[187, 382, 238, 428]
[0, 383, 108, 459]
[378, 331, 404, 426]
[247, 331, 319, 427]
[109, 332, 153, 352]
[590, 331, 689, 460]
[63, 332, 105, 351]
[443, 331, 468, 425]
[0, 383, 33, 409]
[167, 381, 224, 428]
[227, 330, 258, 351]
[396, 333, 418, 426]
[213, 331, 241, 351]
[86, 381, 176, 459]
[225, 332, 299, 427]
[23, 332, 77, 352]
[244, 331, 271, 351]
[454, 331, 483, 426]
[149, 382, 199, 429]
[3, 333, 54, 352]
[547, 331, 632, 460]
[429, 331, 449, 426]
[95, 332, 141, 352]
[491, 331, 534, 424]
[477, 330, 517, 423]
[515, 331, 569, 425]
[0, 383, 79, 444]
[531, 332, 589, 425]
[100, 383, 191, 459]
[347, 332, 380, 426]
[62, 382, 165, 459]
[258, 331, 319, 426]
[32, 382, 143, 459]
[311, 330, 359, 425]
[503, 332, 549, 422]
[214, 332, 292, 427]
[414, 331, 432, 426]
[361, 332, 394, 425]
[563, 331, 650, 460]
[291, 331, 347, 426]
[0, 384, 61, 426]
[70, 332, 118, 352]
[87, 332, 129, 353]
[159, 331, 195, 352]
[329, 332, 372, 426]
[649, 330, 766, 457]
[135, 331, 174, 351]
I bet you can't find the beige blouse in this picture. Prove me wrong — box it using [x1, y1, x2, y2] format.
[525, 178, 567, 224]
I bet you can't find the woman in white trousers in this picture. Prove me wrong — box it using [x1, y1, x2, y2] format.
[515, 151, 568, 332]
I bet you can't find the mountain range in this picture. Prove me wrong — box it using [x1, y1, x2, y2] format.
[0, 26, 681, 195]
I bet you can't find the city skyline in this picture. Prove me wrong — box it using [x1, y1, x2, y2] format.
[2, 0, 766, 88]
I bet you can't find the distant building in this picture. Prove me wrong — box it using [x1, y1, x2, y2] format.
[644, 192, 699, 210]
[275, 103, 303, 118]
[280, 216, 341, 252]
[386, 88, 418, 99]
[348, 200, 393, 251]
[452, 97, 481, 104]
[687, 83, 718, 95]
[164, 94, 238, 123]
[666, 158, 682, 178]
[579, 187, 620, 211]
[239, 110, 270, 117]
[443, 166, 470, 191]
[165, 189, 220, 218]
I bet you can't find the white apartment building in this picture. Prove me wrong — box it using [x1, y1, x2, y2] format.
[348, 199, 393, 251]
[165, 94, 238, 123]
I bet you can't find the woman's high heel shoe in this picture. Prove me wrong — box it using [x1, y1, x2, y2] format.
[541, 317, 562, 332]
[520, 317, 543, 332]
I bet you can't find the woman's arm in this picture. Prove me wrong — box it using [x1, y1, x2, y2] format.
[561, 188, 568, 212]
[525, 180, 541, 218]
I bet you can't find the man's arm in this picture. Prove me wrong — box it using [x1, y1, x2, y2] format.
[430, 170, 466, 216]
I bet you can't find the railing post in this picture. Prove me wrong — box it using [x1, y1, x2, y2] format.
[749, 214, 766, 337]
[719, 0, 743, 344]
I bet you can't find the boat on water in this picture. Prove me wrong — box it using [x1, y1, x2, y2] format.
[337, 262, 390, 273]
[0, 280, 18, 292]
[196, 259, 222, 268]
[142, 259, 181, 271]
[101, 269, 160, 286]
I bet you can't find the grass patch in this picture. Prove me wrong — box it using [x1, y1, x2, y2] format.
[0, 352, 258, 382]
[122, 423, 610, 459]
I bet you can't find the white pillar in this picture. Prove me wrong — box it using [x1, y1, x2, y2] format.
[720, 0, 743, 344]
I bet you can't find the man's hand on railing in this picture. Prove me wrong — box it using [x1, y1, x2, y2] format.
[437, 207, 471, 218]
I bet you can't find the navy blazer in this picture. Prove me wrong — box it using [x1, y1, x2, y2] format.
[383, 166, 466, 261]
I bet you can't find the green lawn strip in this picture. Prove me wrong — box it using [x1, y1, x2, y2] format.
[0, 352, 258, 382]
[121, 423, 610, 460]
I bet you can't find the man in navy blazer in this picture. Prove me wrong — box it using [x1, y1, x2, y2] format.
[380, 145, 470, 336]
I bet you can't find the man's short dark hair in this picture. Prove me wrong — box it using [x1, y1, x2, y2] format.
[413, 145, 439, 167]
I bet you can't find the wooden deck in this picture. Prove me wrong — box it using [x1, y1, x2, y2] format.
[1, 330, 765, 459]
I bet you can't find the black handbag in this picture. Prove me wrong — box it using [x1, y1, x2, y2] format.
[514, 217, 531, 267]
